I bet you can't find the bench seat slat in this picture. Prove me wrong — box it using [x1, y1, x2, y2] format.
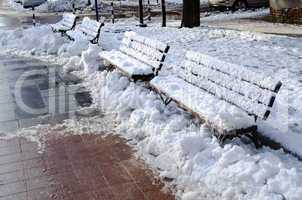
[126, 40, 165, 62]
[66, 17, 104, 43]
[66, 30, 87, 41]
[120, 46, 161, 70]
[151, 76, 255, 133]
[178, 70, 268, 118]
[52, 23, 67, 31]
[52, 13, 77, 32]
[100, 32, 169, 80]
[100, 50, 154, 76]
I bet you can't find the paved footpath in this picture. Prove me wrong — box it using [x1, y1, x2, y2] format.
[0, 54, 91, 133]
[0, 134, 175, 200]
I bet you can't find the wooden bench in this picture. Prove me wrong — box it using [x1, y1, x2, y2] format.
[66, 17, 105, 44]
[99, 31, 170, 81]
[150, 51, 282, 146]
[51, 13, 77, 34]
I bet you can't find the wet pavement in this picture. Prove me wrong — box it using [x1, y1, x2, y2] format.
[0, 134, 175, 200]
[0, 54, 93, 133]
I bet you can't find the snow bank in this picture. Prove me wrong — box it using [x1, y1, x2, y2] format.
[0, 26, 65, 55]
[82, 70, 302, 200]
[0, 24, 103, 74]
[63, 43, 103, 74]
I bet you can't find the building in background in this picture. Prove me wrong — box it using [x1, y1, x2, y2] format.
[270, 0, 302, 23]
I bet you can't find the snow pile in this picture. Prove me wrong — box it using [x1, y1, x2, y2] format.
[63, 43, 103, 74]
[58, 38, 90, 57]
[81, 70, 302, 200]
[0, 24, 102, 72]
[0, 26, 66, 55]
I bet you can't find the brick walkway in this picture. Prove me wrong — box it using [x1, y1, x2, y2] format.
[0, 134, 175, 200]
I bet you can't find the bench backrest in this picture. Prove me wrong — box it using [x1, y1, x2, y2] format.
[178, 51, 282, 120]
[61, 13, 77, 29]
[120, 31, 170, 75]
[78, 17, 105, 41]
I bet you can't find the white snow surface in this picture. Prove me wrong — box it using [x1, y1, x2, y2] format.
[200, 9, 270, 23]
[86, 69, 302, 200]
[8, 0, 90, 12]
[0, 16, 302, 200]
[150, 75, 255, 131]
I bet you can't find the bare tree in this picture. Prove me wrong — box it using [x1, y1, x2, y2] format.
[182, 0, 200, 28]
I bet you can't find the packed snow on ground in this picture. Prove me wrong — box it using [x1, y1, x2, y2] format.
[0, 15, 302, 200]
[8, 0, 90, 12]
[201, 8, 270, 22]
[7, 0, 205, 12]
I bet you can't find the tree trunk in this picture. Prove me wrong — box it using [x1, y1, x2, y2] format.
[182, 0, 200, 28]
[161, 0, 166, 27]
[138, 0, 145, 26]
[94, 0, 99, 21]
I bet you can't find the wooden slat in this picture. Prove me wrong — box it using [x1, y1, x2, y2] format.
[182, 60, 275, 106]
[178, 70, 268, 118]
[151, 80, 257, 136]
[181, 52, 282, 120]
[186, 51, 282, 93]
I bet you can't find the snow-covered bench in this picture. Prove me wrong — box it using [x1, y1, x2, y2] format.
[151, 51, 283, 146]
[99, 31, 170, 81]
[66, 17, 105, 44]
[51, 13, 78, 34]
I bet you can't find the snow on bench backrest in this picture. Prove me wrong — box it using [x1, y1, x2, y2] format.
[61, 13, 77, 29]
[119, 31, 169, 72]
[78, 17, 104, 40]
[179, 51, 282, 120]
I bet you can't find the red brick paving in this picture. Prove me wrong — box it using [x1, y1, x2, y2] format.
[0, 134, 175, 200]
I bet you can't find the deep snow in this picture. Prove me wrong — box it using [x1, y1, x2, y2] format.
[0, 14, 302, 200]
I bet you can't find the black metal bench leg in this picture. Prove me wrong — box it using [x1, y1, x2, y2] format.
[164, 98, 172, 105]
[252, 131, 262, 149]
[158, 93, 172, 106]
[246, 130, 262, 149]
[217, 133, 227, 146]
